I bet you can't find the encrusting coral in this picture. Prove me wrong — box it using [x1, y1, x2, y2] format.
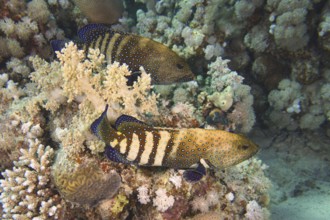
[267, 75, 330, 130]
[51, 148, 122, 206]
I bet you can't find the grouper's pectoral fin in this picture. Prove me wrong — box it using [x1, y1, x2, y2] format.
[183, 162, 206, 182]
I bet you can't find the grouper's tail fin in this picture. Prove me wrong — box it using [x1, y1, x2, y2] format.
[90, 104, 110, 139]
[50, 39, 69, 52]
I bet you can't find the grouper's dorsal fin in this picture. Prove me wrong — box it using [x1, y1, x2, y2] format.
[115, 115, 151, 131]
[78, 23, 110, 43]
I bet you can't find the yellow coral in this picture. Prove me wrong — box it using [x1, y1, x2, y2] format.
[111, 194, 129, 215]
[208, 86, 234, 111]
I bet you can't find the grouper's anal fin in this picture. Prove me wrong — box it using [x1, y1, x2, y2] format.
[104, 145, 134, 164]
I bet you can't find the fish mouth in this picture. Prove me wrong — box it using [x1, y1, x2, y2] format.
[252, 145, 261, 156]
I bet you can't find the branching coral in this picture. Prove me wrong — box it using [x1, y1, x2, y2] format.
[0, 138, 63, 219]
[31, 42, 159, 119]
[1, 69, 46, 171]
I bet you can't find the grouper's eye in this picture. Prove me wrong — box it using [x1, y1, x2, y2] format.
[239, 145, 249, 150]
[176, 63, 184, 69]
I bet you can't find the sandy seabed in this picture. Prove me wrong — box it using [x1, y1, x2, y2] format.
[251, 126, 330, 220]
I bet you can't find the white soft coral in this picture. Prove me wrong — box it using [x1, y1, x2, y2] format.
[153, 188, 175, 212]
[137, 185, 151, 205]
[245, 200, 270, 220]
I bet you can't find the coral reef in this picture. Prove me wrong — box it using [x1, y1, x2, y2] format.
[0, 0, 281, 219]
[0, 40, 161, 218]
[29, 42, 159, 160]
[204, 57, 255, 132]
[0, 41, 270, 219]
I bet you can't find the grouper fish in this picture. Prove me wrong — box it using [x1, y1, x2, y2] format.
[51, 24, 194, 84]
[91, 105, 259, 182]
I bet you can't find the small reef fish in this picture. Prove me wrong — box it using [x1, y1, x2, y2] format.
[51, 24, 194, 84]
[91, 105, 259, 182]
